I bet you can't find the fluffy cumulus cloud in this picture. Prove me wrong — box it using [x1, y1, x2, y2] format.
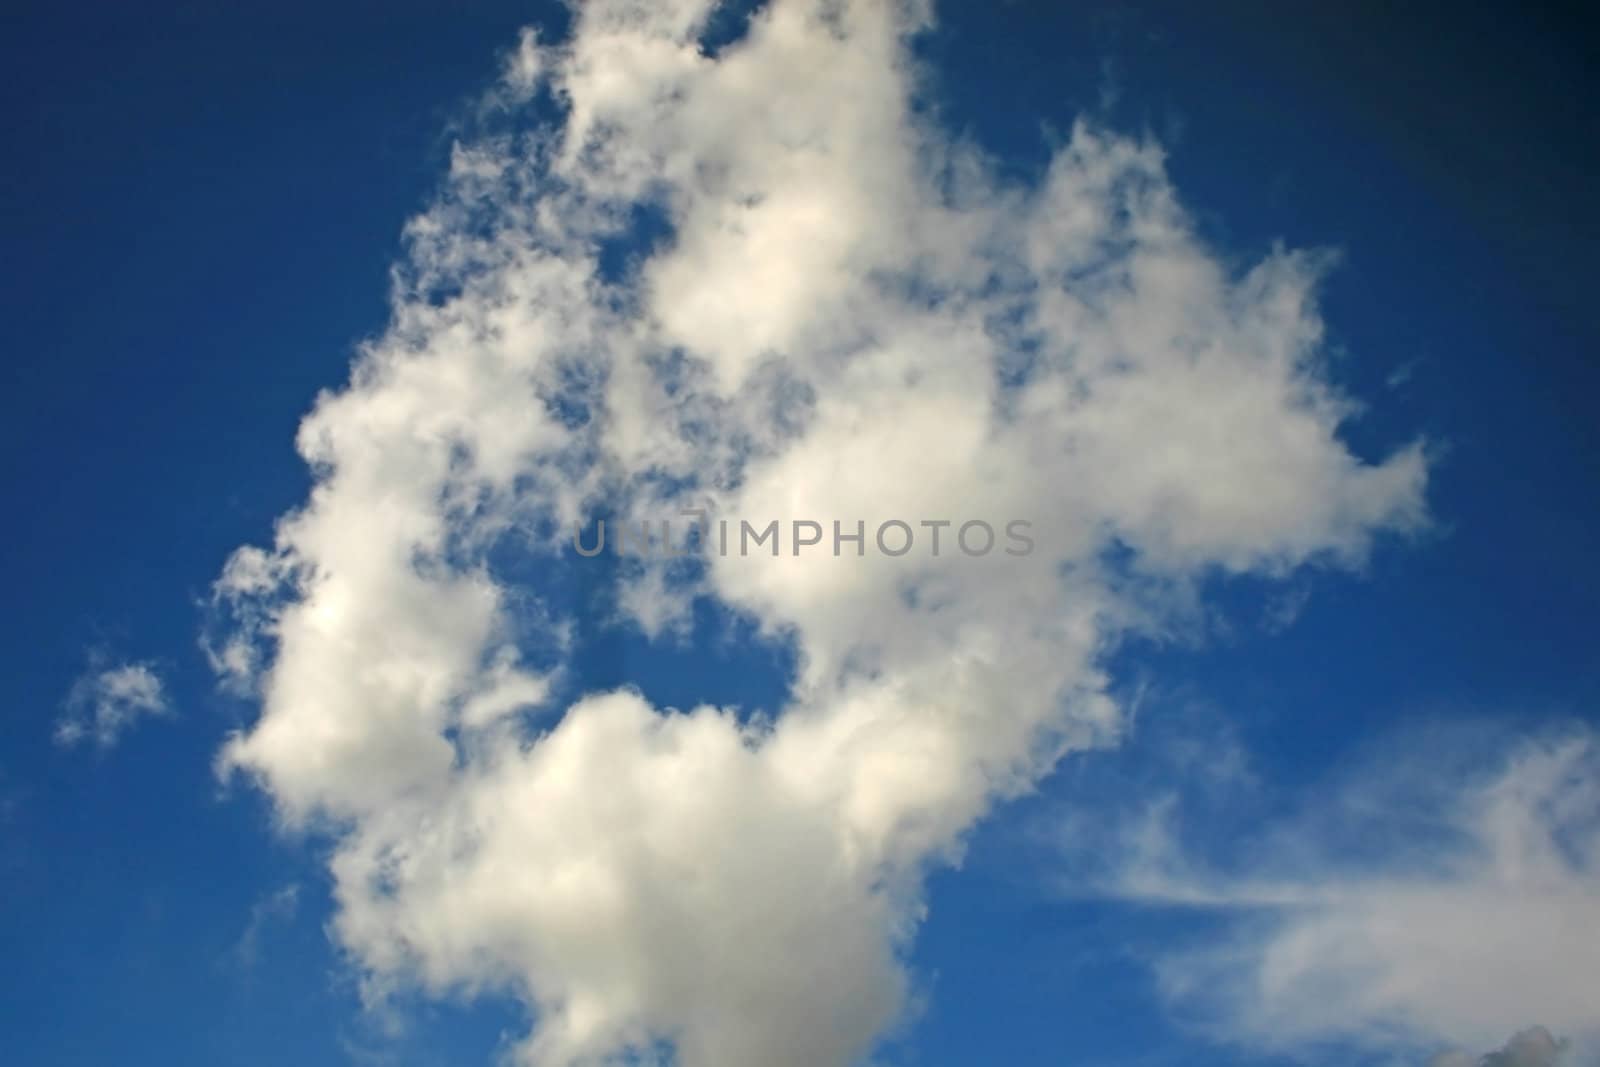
[57, 658, 170, 749]
[208, 1, 1427, 1064]
[1062, 725, 1600, 1063]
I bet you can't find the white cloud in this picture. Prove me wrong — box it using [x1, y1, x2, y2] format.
[57, 658, 171, 749]
[1064, 725, 1600, 1062]
[207, 1, 1426, 1064]
[503, 27, 548, 100]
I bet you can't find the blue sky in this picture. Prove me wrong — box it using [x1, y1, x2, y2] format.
[2, 3, 1597, 1066]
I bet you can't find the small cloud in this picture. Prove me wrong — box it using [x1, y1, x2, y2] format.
[1262, 583, 1312, 633]
[501, 26, 546, 99]
[1387, 359, 1420, 390]
[234, 883, 301, 968]
[56, 657, 171, 749]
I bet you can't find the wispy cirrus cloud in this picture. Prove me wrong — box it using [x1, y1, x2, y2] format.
[1049, 718, 1600, 1064]
[233, 883, 301, 969]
